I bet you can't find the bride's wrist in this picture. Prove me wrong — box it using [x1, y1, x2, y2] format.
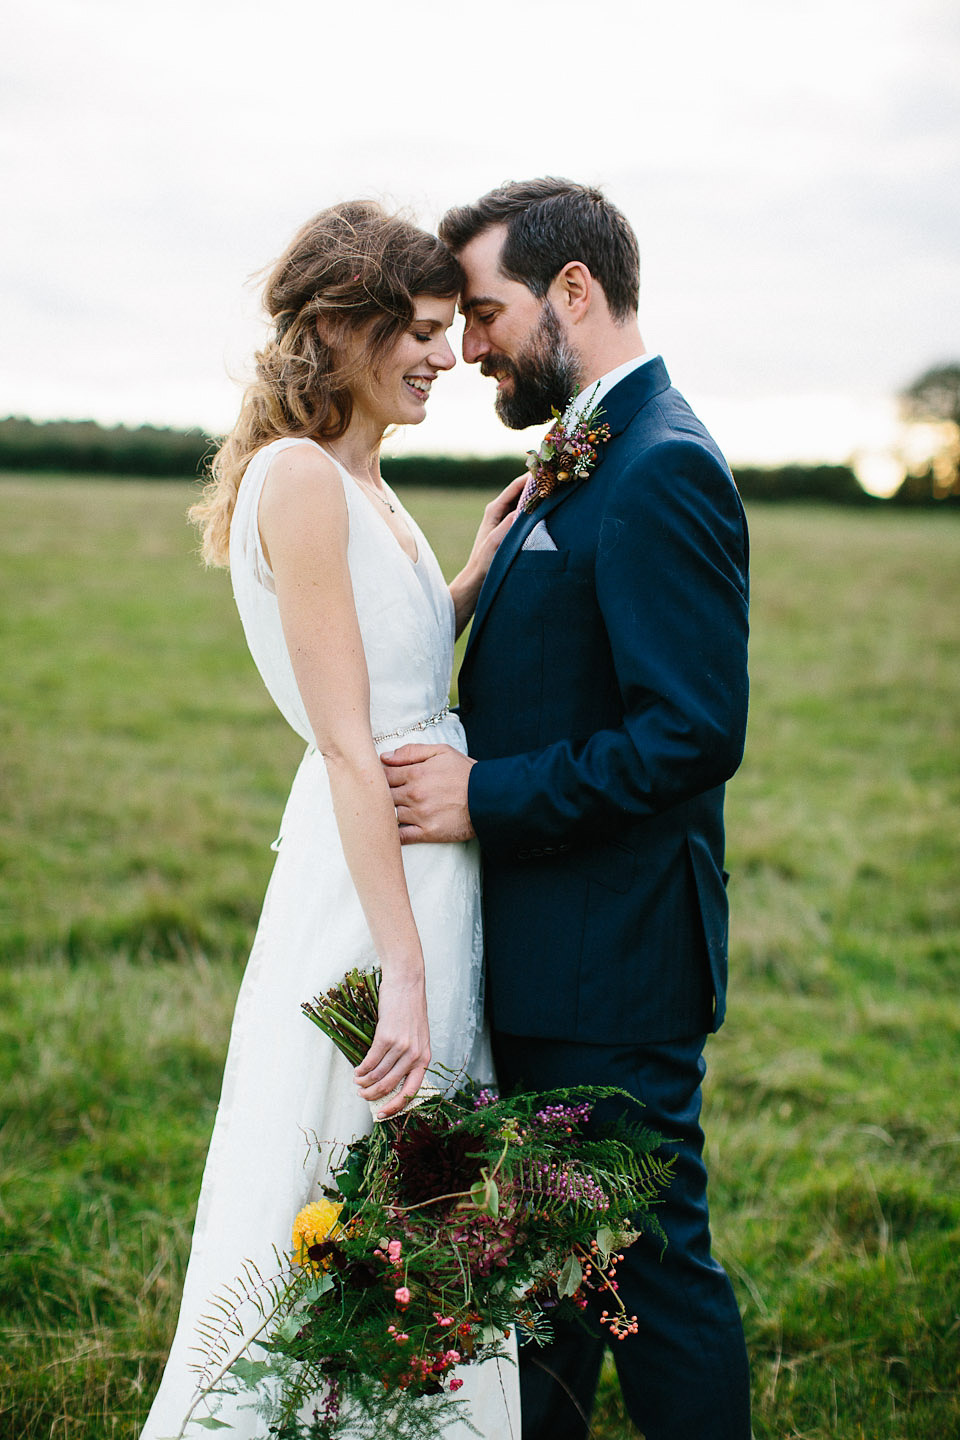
[449, 566, 474, 599]
[450, 564, 482, 612]
[378, 951, 425, 985]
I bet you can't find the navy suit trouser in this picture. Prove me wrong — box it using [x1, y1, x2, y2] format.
[492, 1032, 751, 1440]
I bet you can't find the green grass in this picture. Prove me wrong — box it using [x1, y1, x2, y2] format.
[1, 477, 959, 1438]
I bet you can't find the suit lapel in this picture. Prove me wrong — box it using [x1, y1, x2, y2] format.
[464, 501, 536, 654]
[462, 358, 673, 663]
[463, 474, 585, 661]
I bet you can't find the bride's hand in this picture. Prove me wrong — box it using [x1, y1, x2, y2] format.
[354, 967, 431, 1119]
[465, 474, 526, 582]
[450, 475, 526, 636]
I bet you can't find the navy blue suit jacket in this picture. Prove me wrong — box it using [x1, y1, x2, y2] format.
[459, 358, 749, 1044]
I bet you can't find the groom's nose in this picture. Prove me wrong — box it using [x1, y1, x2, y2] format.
[461, 326, 488, 365]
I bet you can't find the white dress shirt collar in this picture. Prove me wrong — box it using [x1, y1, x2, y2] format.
[564, 352, 660, 426]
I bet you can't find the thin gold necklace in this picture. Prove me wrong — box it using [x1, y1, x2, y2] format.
[325, 443, 395, 513]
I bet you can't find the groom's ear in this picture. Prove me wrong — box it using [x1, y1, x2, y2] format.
[550, 261, 593, 325]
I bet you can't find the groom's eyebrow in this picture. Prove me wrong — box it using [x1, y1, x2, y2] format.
[460, 295, 502, 315]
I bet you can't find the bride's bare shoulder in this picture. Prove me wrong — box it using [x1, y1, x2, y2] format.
[261, 439, 341, 491]
[258, 441, 347, 561]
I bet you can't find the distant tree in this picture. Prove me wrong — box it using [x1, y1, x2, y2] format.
[732, 463, 874, 505]
[901, 363, 960, 428]
[898, 363, 960, 500]
[0, 416, 213, 478]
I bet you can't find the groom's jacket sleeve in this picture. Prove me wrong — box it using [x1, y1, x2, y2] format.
[465, 437, 749, 854]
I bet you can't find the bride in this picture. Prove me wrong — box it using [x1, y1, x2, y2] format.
[141, 202, 522, 1438]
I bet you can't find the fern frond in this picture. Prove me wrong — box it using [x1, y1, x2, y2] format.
[191, 1251, 290, 1384]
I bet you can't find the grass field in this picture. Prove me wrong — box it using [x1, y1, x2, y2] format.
[1, 476, 958, 1439]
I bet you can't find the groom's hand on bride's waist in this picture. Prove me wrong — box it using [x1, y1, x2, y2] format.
[381, 744, 476, 844]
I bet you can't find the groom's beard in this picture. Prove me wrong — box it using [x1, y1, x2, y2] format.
[481, 302, 582, 430]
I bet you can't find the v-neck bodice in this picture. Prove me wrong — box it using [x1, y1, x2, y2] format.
[229, 437, 456, 750]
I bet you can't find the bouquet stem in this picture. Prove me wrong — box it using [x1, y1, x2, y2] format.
[302, 967, 382, 1067]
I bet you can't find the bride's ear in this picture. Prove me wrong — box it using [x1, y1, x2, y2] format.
[314, 314, 339, 348]
[316, 314, 361, 369]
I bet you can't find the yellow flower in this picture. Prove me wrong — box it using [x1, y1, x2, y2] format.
[292, 1199, 343, 1267]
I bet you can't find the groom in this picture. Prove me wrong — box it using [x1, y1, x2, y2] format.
[383, 178, 751, 1439]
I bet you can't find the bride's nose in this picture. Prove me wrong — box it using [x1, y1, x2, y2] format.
[430, 336, 456, 371]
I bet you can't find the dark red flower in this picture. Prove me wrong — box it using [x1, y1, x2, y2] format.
[391, 1119, 484, 1207]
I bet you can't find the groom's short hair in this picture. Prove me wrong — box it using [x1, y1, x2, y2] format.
[439, 178, 640, 323]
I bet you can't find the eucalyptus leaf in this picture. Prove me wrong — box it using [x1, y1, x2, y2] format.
[229, 1357, 271, 1385]
[557, 1252, 583, 1299]
[470, 1172, 499, 1218]
[300, 1273, 335, 1302]
[192, 1420, 233, 1431]
[595, 1224, 616, 1265]
[272, 1314, 303, 1341]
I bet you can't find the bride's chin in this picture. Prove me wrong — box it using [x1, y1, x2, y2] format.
[385, 408, 426, 429]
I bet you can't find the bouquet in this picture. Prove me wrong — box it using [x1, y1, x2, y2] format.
[184, 970, 674, 1439]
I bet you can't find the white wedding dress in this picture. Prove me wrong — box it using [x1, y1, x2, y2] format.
[142, 438, 520, 1439]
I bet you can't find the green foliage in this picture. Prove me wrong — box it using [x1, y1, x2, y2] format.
[889, 466, 960, 506]
[0, 415, 215, 478]
[187, 1080, 669, 1437]
[0, 482, 959, 1437]
[896, 362, 960, 501]
[384, 453, 527, 491]
[732, 463, 874, 506]
[0, 415, 923, 507]
[899, 362, 960, 427]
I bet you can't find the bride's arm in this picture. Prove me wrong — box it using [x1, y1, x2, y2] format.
[258, 444, 428, 1118]
[448, 476, 525, 637]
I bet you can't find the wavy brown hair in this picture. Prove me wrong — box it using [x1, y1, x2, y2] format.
[190, 201, 463, 566]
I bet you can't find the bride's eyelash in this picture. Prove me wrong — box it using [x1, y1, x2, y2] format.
[413, 331, 432, 342]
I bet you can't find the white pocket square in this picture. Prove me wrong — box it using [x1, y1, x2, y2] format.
[522, 520, 558, 551]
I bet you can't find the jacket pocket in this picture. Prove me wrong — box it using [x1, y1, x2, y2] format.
[512, 548, 570, 572]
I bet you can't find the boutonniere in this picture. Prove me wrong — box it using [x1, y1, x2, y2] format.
[522, 389, 611, 513]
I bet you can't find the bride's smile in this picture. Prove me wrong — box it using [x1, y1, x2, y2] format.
[352, 295, 457, 432]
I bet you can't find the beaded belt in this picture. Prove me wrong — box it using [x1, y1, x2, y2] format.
[372, 705, 451, 746]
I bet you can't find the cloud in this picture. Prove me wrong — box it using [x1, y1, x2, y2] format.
[2, 0, 958, 465]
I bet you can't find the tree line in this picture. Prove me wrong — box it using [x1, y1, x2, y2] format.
[0, 417, 215, 479]
[0, 410, 956, 508]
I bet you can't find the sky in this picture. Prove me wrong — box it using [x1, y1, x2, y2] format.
[3, 0, 959, 489]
